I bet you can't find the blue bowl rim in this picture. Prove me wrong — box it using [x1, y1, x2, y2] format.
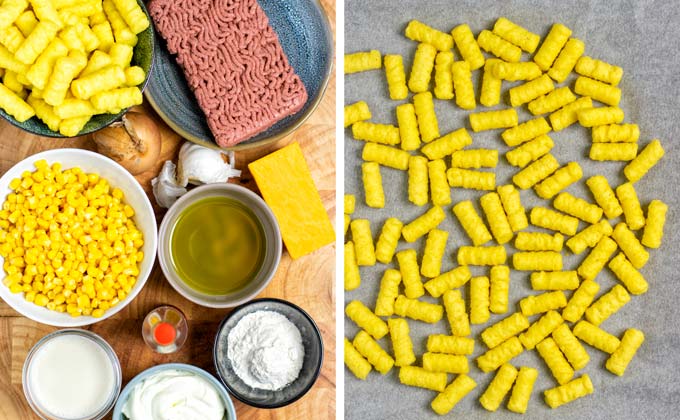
[212, 297, 324, 409]
[111, 362, 237, 420]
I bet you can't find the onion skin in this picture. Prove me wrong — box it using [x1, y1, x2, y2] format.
[92, 111, 162, 175]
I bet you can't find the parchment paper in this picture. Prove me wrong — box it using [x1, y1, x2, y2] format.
[344, 1, 680, 419]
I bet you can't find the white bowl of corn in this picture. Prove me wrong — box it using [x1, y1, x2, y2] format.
[0, 148, 157, 327]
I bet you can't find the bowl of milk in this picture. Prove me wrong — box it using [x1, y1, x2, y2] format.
[22, 329, 122, 420]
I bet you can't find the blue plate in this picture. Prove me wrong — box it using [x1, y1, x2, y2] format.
[144, 0, 333, 151]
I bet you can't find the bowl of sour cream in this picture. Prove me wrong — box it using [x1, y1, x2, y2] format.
[112, 363, 236, 420]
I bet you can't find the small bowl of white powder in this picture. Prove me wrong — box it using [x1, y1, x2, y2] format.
[213, 298, 324, 408]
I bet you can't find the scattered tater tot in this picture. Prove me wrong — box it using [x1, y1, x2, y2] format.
[451, 24, 484, 70]
[509, 74, 554, 107]
[476, 336, 524, 372]
[507, 367, 538, 414]
[408, 156, 428, 206]
[384, 54, 408, 100]
[606, 328, 644, 376]
[447, 168, 496, 190]
[585, 284, 630, 326]
[428, 159, 451, 206]
[451, 149, 498, 169]
[566, 220, 613, 254]
[374, 269, 401, 316]
[590, 143, 638, 161]
[427, 334, 475, 355]
[344, 194, 355, 215]
[519, 290, 567, 316]
[394, 295, 444, 323]
[452, 200, 492, 246]
[431, 374, 477, 415]
[353, 330, 394, 374]
[396, 103, 420, 151]
[457, 245, 506, 266]
[537, 337, 574, 385]
[408, 43, 437, 93]
[578, 106, 625, 128]
[534, 23, 572, 71]
[624, 139, 664, 183]
[362, 162, 385, 208]
[552, 323, 590, 371]
[616, 182, 645, 230]
[530, 271, 579, 290]
[469, 108, 518, 132]
[396, 249, 424, 299]
[344, 101, 371, 127]
[515, 232, 564, 251]
[518, 310, 564, 350]
[528, 86, 577, 116]
[575, 56, 623, 86]
[481, 312, 530, 349]
[480, 363, 518, 412]
[344, 338, 372, 380]
[554, 192, 603, 224]
[534, 161, 583, 199]
[501, 117, 551, 147]
[452, 60, 476, 110]
[544, 374, 594, 409]
[404, 20, 453, 51]
[480, 191, 513, 244]
[424, 266, 471, 298]
[575, 75, 621, 106]
[562, 280, 600, 323]
[480, 59, 502, 107]
[493, 17, 540, 52]
[413, 91, 439, 142]
[547, 38, 584, 83]
[421, 229, 448, 278]
[362, 143, 410, 170]
[641, 199, 667, 249]
[592, 123, 639, 143]
[470, 275, 490, 324]
[577, 236, 618, 281]
[350, 219, 376, 266]
[345, 50, 381, 74]
[346, 300, 388, 339]
[443, 289, 471, 336]
[512, 153, 559, 189]
[477, 29, 521, 62]
[491, 61, 541, 81]
[573, 321, 620, 354]
[608, 253, 648, 295]
[549, 96, 593, 131]
[497, 184, 528, 232]
[586, 175, 623, 219]
[402, 205, 446, 242]
[489, 265, 510, 314]
[433, 51, 454, 100]
[421, 127, 472, 160]
[389, 318, 416, 367]
[530, 207, 579, 236]
[423, 352, 469, 374]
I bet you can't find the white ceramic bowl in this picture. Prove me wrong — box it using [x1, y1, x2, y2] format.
[0, 149, 157, 327]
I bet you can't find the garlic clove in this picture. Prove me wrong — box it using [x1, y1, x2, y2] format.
[177, 142, 241, 187]
[152, 161, 187, 208]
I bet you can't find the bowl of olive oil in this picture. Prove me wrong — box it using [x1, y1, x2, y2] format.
[158, 184, 282, 308]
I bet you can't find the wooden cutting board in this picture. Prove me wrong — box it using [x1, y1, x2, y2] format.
[0, 0, 336, 416]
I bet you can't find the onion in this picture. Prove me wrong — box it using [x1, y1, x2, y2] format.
[92, 111, 162, 175]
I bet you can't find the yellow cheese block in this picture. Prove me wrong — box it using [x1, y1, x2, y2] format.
[249, 142, 335, 259]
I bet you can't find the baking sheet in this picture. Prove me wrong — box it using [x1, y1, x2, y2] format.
[343, 1, 680, 418]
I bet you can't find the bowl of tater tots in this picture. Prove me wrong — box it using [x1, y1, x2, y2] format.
[0, 0, 155, 138]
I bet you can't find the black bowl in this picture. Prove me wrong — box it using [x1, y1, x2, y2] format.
[213, 298, 323, 409]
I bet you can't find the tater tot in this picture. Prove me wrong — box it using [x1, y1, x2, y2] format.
[624, 139, 664, 183]
[0, 44, 28, 74]
[346, 300, 388, 339]
[490, 265, 510, 314]
[344, 338, 372, 380]
[54, 98, 95, 119]
[544, 375, 594, 409]
[389, 318, 416, 367]
[566, 220, 613, 254]
[530, 207, 579, 236]
[384, 54, 408, 100]
[447, 168, 495, 190]
[14, 10, 36, 37]
[423, 352, 469, 374]
[58, 115, 90, 136]
[0, 25, 25, 53]
[408, 43, 437, 93]
[585, 284, 630, 326]
[519, 290, 567, 316]
[469, 108, 518, 132]
[491, 60, 541, 81]
[402, 206, 446, 242]
[480, 192, 513, 244]
[501, 117, 551, 147]
[573, 321, 620, 354]
[549, 96, 593, 131]
[574, 75, 621, 106]
[353, 331, 394, 374]
[509, 74, 554, 107]
[575, 56, 623, 86]
[562, 280, 600, 323]
[477, 29, 521, 62]
[413, 91, 439, 142]
[90, 86, 142, 113]
[344, 101, 371, 128]
[431, 374, 477, 415]
[0, 83, 34, 122]
[428, 159, 451, 206]
[470, 276, 490, 324]
[344, 194, 355, 215]
[408, 156, 429, 206]
[505, 134, 554, 168]
[518, 310, 564, 350]
[396, 103, 420, 151]
[512, 153, 559, 189]
[344, 242, 361, 291]
[477, 336, 524, 372]
[590, 143, 638, 162]
[108, 42, 133, 68]
[79, 49, 112, 77]
[457, 245, 506, 266]
[480, 363, 518, 412]
[528, 87, 576, 116]
[27, 94, 59, 131]
[641, 199, 667, 249]
[427, 334, 475, 355]
[592, 123, 639, 143]
[553, 192, 603, 224]
[606, 328, 644, 376]
[497, 184, 528, 232]
[586, 175, 623, 219]
[421, 127, 472, 160]
[103, 0, 137, 46]
[112, 0, 149, 34]
[547, 38, 584, 83]
[374, 269, 401, 316]
[578, 106, 625, 128]
[534, 162, 583, 199]
[577, 236, 618, 281]
[91, 21, 114, 52]
[375, 268, 401, 316]
[396, 249, 424, 299]
[451, 60, 475, 110]
[507, 367, 538, 414]
[530, 271, 578, 290]
[394, 295, 444, 323]
[421, 229, 448, 278]
[443, 289, 470, 336]
[15, 21, 59, 66]
[0, 0, 28, 32]
[493, 17, 540, 52]
[124, 65, 145, 86]
[537, 337, 574, 385]
[361, 162, 385, 208]
[452, 200, 493, 246]
[534, 23, 572, 70]
[480, 58, 502, 107]
[404, 20, 453, 51]
[424, 266, 471, 298]
[451, 24, 484, 70]
[481, 312, 530, 349]
[71, 65, 126, 100]
[515, 232, 564, 252]
[451, 149, 498, 169]
[608, 253, 648, 295]
[350, 219, 376, 266]
[345, 50, 381, 74]
[433, 51, 454, 100]
[552, 324, 590, 371]
[615, 183, 645, 230]
[362, 143, 410, 170]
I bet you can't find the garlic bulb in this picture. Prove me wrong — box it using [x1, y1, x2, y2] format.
[176, 142, 241, 187]
[152, 161, 187, 208]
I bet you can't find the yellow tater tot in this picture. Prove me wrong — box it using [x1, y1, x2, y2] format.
[108, 42, 133, 68]
[427, 334, 475, 355]
[352, 121, 399, 145]
[477, 29, 521, 62]
[27, 93, 59, 130]
[549, 96, 593, 131]
[90, 86, 142, 113]
[451, 24, 484, 70]
[480, 363, 518, 412]
[534, 161, 583, 199]
[374, 269, 401, 316]
[0, 0, 28, 32]
[344, 194, 355, 215]
[519, 290, 567, 316]
[361, 162, 385, 209]
[452, 60, 475, 110]
[362, 143, 410, 170]
[428, 159, 450, 207]
[2, 70, 23, 94]
[421, 229, 448, 278]
[469, 108, 517, 132]
[554, 192, 603, 224]
[530, 206, 579, 236]
[346, 300, 388, 339]
[389, 318, 416, 367]
[43, 51, 87, 106]
[470, 275, 490, 324]
[585, 284, 631, 326]
[431, 374, 477, 415]
[606, 328, 644, 376]
[577, 236, 618, 281]
[344, 338, 372, 380]
[0, 82, 34, 121]
[54, 98, 95, 119]
[509, 73, 554, 107]
[344, 241, 361, 291]
[384, 54, 408, 100]
[58, 114, 89, 136]
[433, 51, 453, 100]
[491, 61, 541, 81]
[481, 312, 530, 349]
[493, 17, 540, 53]
[394, 295, 444, 324]
[396, 249, 424, 299]
[413, 91, 439, 142]
[408, 156, 428, 206]
[124, 65, 145, 86]
[528, 86, 576, 116]
[476, 336, 523, 372]
[26, 38, 68, 90]
[424, 266, 471, 299]
[512, 153, 559, 189]
[480, 58, 502, 107]
[0, 43, 28, 74]
[443, 289, 470, 336]
[586, 175, 623, 219]
[350, 219, 376, 266]
[566, 220, 613, 254]
[578, 106, 625, 128]
[624, 139, 664, 183]
[575, 56, 623, 86]
[501, 117, 551, 147]
[552, 324, 590, 371]
[0, 25, 25, 53]
[353, 330, 394, 375]
[497, 184, 528, 232]
[544, 375, 594, 409]
[609, 253, 648, 295]
[592, 123, 639, 143]
[562, 280, 600, 323]
[408, 42, 436, 93]
[547, 38, 584, 83]
[641, 199, 667, 249]
[507, 367, 538, 414]
[423, 352, 469, 374]
[457, 245, 506, 266]
[574, 75, 621, 106]
[91, 21, 114, 52]
[537, 337, 574, 385]
[452, 200, 492, 246]
[59, 25, 85, 52]
[401, 205, 445, 243]
[480, 192, 513, 245]
[451, 149, 498, 169]
[518, 310, 563, 350]
[72, 65, 126, 100]
[447, 168, 495, 190]
[345, 50, 382, 74]
[404, 19, 453, 51]
[103, 0, 137, 46]
[80, 50, 112, 77]
[421, 127, 472, 160]
[399, 366, 447, 392]
[530, 271, 578, 290]
[14, 10, 36, 37]
[112, 0, 149, 34]
[515, 232, 564, 252]
[396, 103, 420, 150]
[573, 321, 620, 354]
[616, 183, 645, 230]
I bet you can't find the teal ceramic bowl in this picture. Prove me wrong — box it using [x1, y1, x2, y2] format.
[0, 0, 155, 138]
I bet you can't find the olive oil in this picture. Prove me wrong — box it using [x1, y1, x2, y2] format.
[169, 196, 266, 295]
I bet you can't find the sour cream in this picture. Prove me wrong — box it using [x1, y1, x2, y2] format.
[122, 369, 225, 420]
